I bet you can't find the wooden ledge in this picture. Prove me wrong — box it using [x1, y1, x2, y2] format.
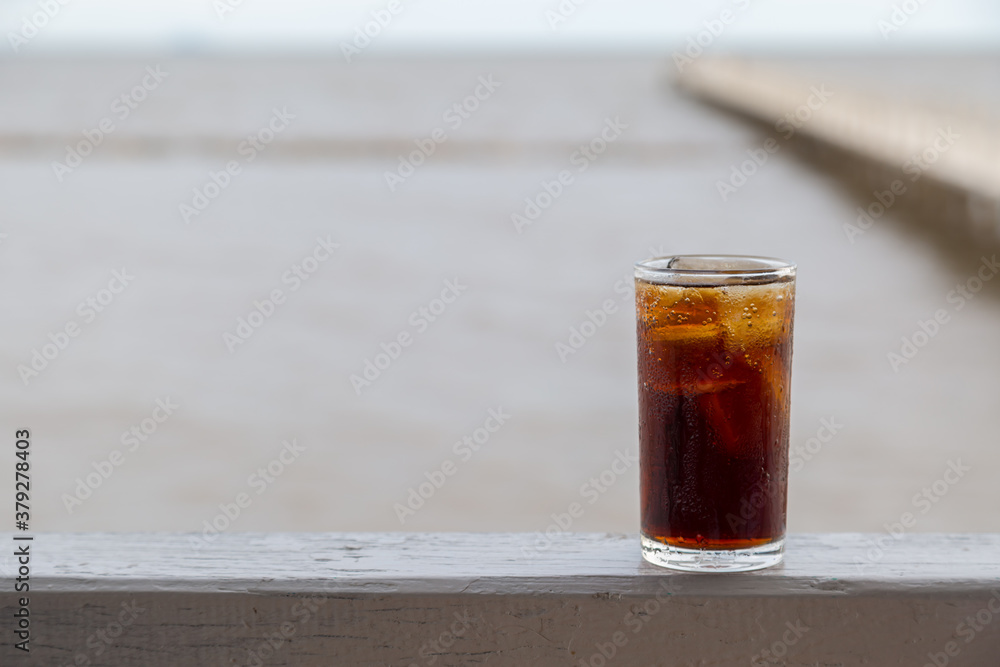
[3, 533, 1000, 665]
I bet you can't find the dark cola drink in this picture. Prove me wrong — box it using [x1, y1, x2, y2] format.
[635, 256, 795, 572]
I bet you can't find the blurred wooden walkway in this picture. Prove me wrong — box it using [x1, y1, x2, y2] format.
[678, 57, 1000, 242]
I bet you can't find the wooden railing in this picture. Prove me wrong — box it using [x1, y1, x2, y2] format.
[2, 532, 999, 665]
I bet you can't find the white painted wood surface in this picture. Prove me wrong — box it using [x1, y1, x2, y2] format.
[2, 532, 1000, 665]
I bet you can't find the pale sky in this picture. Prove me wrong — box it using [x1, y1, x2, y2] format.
[2, 0, 999, 55]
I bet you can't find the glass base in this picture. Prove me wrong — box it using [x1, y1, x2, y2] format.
[641, 534, 784, 572]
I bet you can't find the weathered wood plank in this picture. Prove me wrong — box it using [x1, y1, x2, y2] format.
[12, 532, 1000, 595]
[2, 533, 1000, 665]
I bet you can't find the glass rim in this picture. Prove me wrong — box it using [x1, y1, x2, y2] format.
[635, 254, 795, 285]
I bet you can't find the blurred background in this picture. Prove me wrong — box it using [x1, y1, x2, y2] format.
[1, 1, 999, 541]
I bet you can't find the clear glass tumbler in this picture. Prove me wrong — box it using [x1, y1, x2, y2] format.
[635, 255, 796, 572]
